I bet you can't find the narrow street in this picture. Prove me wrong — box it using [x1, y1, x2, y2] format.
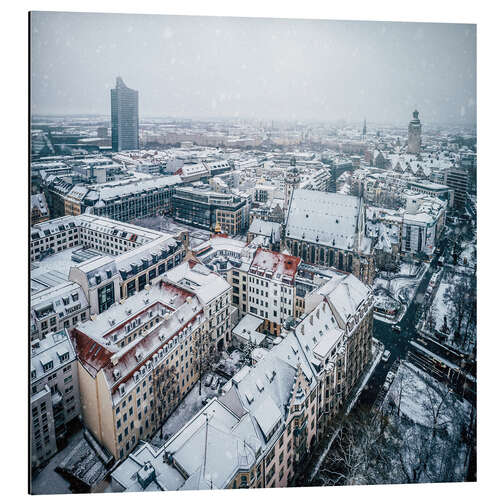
[356, 247, 444, 411]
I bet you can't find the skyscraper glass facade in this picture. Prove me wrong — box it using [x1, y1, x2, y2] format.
[111, 77, 139, 152]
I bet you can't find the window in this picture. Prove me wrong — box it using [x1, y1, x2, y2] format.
[97, 283, 115, 314]
[42, 361, 53, 372]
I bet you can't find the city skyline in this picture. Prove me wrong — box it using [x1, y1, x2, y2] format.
[30, 12, 476, 125]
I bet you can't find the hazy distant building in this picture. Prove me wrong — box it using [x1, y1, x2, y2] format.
[97, 126, 108, 139]
[408, 109, 422, 154]
[444, 167, 470, 211]
[111, 77, 139, 152]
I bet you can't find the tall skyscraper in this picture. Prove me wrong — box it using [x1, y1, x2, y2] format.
[111, 77, 139, 152]
[408, 109, 422, 154]
[362, 118, 367, 139]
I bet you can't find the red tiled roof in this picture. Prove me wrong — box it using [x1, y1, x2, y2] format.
[250, 248, 301, 281]
[71, 328, 114, 378]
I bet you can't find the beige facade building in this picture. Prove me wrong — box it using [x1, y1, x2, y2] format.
[71, 262, 231, 461]
[110, 272, 374, 491]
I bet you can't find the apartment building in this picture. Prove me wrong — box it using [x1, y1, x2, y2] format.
[162, 260, 233, 352]
[406, 179, 454, 208]
[42, 174, 182, 222]
[31, 215, 187, 320]
[71, 263, 231, 461]
[192, 235, 255, 318]
[110, 272, 374, 491]
[246, 218, 281, 251]
[401, 193, 447, 257]
[31, 281, 90, 341]
[247, 249, 301, 335]
[30, 214, 143, 262]
[299, 168, 332, 192]
[193, 239, 299, 334]
[31, 329, 81, 469]
[31, 193, 50, 225]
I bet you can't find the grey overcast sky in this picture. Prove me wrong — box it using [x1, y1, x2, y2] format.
[30, 11, 476, 125]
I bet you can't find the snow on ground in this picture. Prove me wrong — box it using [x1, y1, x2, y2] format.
[460, 242, 476, 267]
[380, 361, 472, 483]
[429, 278, 451, 331]
[217, 349, 244, 377]
[151, 371, 227, 448]
[399, 262, 421, 276]
[425, 271, 476, 353]
[374, 263, 427, 304]
[31, 428, 84, 495]
[383, 361, 470, 430]
[130, 216, 211, 249]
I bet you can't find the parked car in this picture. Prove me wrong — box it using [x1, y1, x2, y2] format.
[210, 376, 219, 390]
[382, 350, 391, 362]
[386, 372, 395, 383]
[392, 325, 401, 334]
[383, 381, 391, 391]
[204, 374, 213, 387]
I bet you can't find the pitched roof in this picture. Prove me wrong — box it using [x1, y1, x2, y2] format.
[285, 189, 362, 251]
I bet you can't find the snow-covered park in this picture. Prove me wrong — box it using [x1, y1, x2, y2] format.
[423, 270, 476, 354]
[316, 359, 473, 486]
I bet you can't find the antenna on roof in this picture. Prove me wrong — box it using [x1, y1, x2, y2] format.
[202, 412, 209, 479]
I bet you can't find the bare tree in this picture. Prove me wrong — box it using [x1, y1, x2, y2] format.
[463, 275, 477, 351]
[444, 275, 475, 349]
[153, 364, 179, 439]
[193, 328, 220, 395]
[427, 304, 438, 334]
[320, 411, 395, 486]
[241, 338, 256, 367]
[389, 365, 410, 417]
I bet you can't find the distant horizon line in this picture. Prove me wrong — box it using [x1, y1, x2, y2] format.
[31, 113, 477, 129]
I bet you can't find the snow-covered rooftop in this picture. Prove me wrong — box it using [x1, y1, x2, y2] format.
[285, 189, 363, 251]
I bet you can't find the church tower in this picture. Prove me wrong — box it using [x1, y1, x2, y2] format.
[408, 109, 422, 154]
[284, 158, 300, 217]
